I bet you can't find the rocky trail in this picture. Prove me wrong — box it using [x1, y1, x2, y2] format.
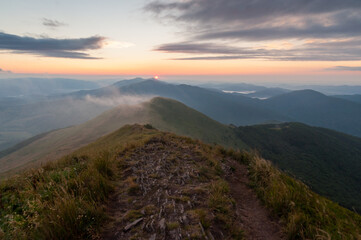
[100, 136, 283, 240]
[227, 160, 284, 240]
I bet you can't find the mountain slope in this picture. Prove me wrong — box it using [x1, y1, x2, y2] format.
[0, 97, 111, 151]
[147, 97, 242, 148]
[246, 88, 290, 99]
[264, 90, 361, 137]
[0, 78, 288, 151]
[73, 80, 361, 138]
[71, 79, 290, 126]
[334, 94, 361, 104]
[0, 78, 152, 151]
[0, 97, 244, 175]
[1, 125, 360, 239]
[236, 122, 361, 212]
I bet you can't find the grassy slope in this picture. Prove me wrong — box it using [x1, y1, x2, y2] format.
[146, 97, 244, 149]
[1, 125, 360, 239]
[0, 104, 150, 175]
[236, 122, 361, 212]
[0, 125, 158, 239]
[244, 153, 361, 239]
[0, 97, 244, 176]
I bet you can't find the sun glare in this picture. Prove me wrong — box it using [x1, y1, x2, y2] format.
[154, 75, 159, 80]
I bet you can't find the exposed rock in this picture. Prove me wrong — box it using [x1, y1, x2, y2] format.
[159, 218, 166, 231]
[149, 233, 156, 240]
[124, 218, 144, 232]
[199, 222, 208, 239]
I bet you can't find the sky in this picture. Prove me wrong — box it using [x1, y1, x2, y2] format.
[0, 0, 361, 84]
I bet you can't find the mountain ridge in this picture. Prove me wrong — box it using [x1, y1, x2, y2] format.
[1, 124, 360, 239]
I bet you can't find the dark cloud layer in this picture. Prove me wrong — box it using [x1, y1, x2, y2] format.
[42, 18, 67, 28]
[156, 42, 251, 54]
[0, 32, 105, 59]
[146, 0, 361, 25]
[146, 0, 361, 61]
[196, 19, 361, 41]
[155, 39, 361, 61]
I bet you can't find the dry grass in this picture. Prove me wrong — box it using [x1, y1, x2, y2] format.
[0, 125, 158, 239]
[246, 154, 361, 240]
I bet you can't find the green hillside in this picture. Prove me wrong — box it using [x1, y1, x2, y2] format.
[147, 97, 242, 149]
[264, 90, 361, 137]
[0, 97, 243, 176]
[236, 122, 361, 212]
[1, 125, 360, 239]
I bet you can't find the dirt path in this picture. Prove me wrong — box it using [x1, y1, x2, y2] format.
[227, 160, 284, 240]
[100, 137, 218, 239]
[100, 136, 283, 240]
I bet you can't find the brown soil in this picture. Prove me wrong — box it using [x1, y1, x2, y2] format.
[100, 137, 283, 239]
[227, 160, 284, 240]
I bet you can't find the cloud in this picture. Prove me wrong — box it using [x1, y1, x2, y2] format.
[155, 42, 251, 54]
[146, 0, 361, 61]
[195, 19, 361, 41]
[146, 0, 361, 24]
[155, 40, 361, 61]
[326, 66, 361, 71]
[0, 32, 105, 59]
[42, 18, 67, 28]
[84, 94, 153, 107]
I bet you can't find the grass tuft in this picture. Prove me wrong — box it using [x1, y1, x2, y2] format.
[247, 154, 361, 240]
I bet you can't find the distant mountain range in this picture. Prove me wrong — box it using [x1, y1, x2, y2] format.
[71, 79, 288, 124]
[245, 87, 290, 99]
[1, 78, 361, 152]
[263, 89, 361, 137]
[199, 81, 361, 95]
[72, 78, 361, 137]
[0, 78, 100, 98]
[290, 85, 361, 95]
[334, 94, 361, 104]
